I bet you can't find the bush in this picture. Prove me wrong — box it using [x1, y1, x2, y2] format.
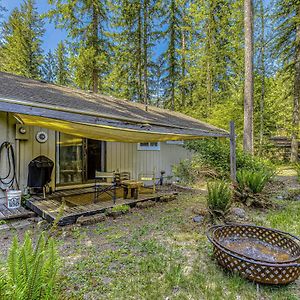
[0, 232, 60, 300]
[186, 139, 274, 178]
[295, 164, 300, 181]
[236, 170, 272, 194]
[111, 204, 130, 213]
[172, 156, 219, 184]
[207, 181, 232, 217]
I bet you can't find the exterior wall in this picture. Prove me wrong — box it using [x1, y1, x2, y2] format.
[0, 112, 191, 200]
[106, 141, 191, 180]
[0, 112, 56, 201]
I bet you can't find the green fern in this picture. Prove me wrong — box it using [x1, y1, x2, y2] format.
[207, 181, 232, 217]
[0, 232, 60, 300]
[236, 170, 271, 194]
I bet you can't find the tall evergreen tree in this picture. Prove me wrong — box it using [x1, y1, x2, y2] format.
[243, 0, 254, 154]
[42, 50, 56, 83]
[273, 0, 300, 162]
[48, 0, 110, 92]
[108, 0, 160, 104]
[0, 0, 44, 79]
[55, 41, 69, 86]
[161, 0, 185, 110]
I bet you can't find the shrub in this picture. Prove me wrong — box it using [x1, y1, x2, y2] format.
[207, 181, 232, 217]
[186, 139, 274, 179]
[295, 163, 300, 181]
[172, 156, 219, 184]
[111, 204, 130, 213]
[0, 232, 60, 300]
[236, 170, 272, 194]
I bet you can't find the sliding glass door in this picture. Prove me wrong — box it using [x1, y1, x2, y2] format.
[56, 133, 105, 185]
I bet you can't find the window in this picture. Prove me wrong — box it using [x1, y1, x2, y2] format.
[137, 142, 160, 151]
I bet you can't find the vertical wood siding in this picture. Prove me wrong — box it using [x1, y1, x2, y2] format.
[106, 142, 191, 179]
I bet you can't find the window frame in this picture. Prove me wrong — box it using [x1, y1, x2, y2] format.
[137, 142, 160, 151]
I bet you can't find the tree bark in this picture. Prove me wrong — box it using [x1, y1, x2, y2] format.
[291, 6, 300, 162]
[181, 27, 186, 107]
[143, 0, 148, 110]
[92, 2, 99, 93]
[243, 0, 254, 154]
[258, 0, 265, 156]
[137, 3, 143, 103]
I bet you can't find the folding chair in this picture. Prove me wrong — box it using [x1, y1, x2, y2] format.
[94, 171, 117, 204]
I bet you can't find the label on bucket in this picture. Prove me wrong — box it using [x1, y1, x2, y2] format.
[6, 190, 22, 209]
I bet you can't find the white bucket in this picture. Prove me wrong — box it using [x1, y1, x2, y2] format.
[6, 190, 22, 209]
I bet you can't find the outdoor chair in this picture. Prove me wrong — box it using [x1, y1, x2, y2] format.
[138, 170, 156, 194]
[94, 171, 117, 204]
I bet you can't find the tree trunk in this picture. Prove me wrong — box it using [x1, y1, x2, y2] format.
[243, 0, 254, 154]
[291, 6, 300, 162]
[170, 0, 175, 111]
[92, 3, 99, 93]
[181, 28, 186, 107]
[137, 3, 143, 103]
[258, 0, 265, 156]
[143, 0, 148, 109]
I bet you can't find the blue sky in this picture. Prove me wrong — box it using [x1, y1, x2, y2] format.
[2, 0, 68, 52]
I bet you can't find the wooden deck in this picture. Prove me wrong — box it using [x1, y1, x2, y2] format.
[26, 188, 176, 226]
[0, 204, 35, 221]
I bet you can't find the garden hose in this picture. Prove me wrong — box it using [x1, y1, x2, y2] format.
[0, 141, 19, 191]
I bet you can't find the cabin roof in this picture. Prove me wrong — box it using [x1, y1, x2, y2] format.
[0, 72, 229, 142]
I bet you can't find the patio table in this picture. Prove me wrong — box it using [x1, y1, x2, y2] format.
[121, 180, 143, 200]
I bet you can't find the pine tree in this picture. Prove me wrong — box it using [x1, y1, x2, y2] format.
[243, 0, 254, 154]
[55, 41, 69, 86]
[0, 0, 44, 79]
[42, 50, 56, 83]
[48, 0, 110, 92]
[161, 0, 184, 110]
[108, 0, 160, 104]
[273, 0, 300, 162]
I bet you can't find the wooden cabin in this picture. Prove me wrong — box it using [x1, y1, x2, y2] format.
[0, 72, 229, 224]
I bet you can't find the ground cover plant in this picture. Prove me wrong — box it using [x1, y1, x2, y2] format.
[0, 232, 60, 300]
[207, 181, 232, 219]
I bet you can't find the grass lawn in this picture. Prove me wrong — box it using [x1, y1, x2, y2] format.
[55, 189, 300, 299]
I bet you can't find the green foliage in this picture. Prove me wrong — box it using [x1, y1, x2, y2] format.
[0, 232, 60, 300]
[0, 0, 44, 79]
[48, 0, 110, 92]
[294, 163, 300, 181]
[55, 41, 70, 86]
[41, 50, 56, 83]
[111, 204, 130, 213]
[236, 169, 272, 194]
[207, 181, 231, 217]
[186, 139, 273, 178]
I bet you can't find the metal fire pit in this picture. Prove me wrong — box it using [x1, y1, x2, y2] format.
[206, 224, 300, 285]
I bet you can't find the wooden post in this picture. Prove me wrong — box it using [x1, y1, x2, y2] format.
[230, 121, 237, 182]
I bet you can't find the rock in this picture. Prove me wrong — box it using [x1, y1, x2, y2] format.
[158, 195, 177, 202]
[192, 207, 209, 216]
[77, 213, 106, 226]
[106, 209, 123, 218]
[136, 200, 156, 209]
[231, 207, 246, 219]
[276, 195, 284, 200]
[193, 215, 204, 223]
